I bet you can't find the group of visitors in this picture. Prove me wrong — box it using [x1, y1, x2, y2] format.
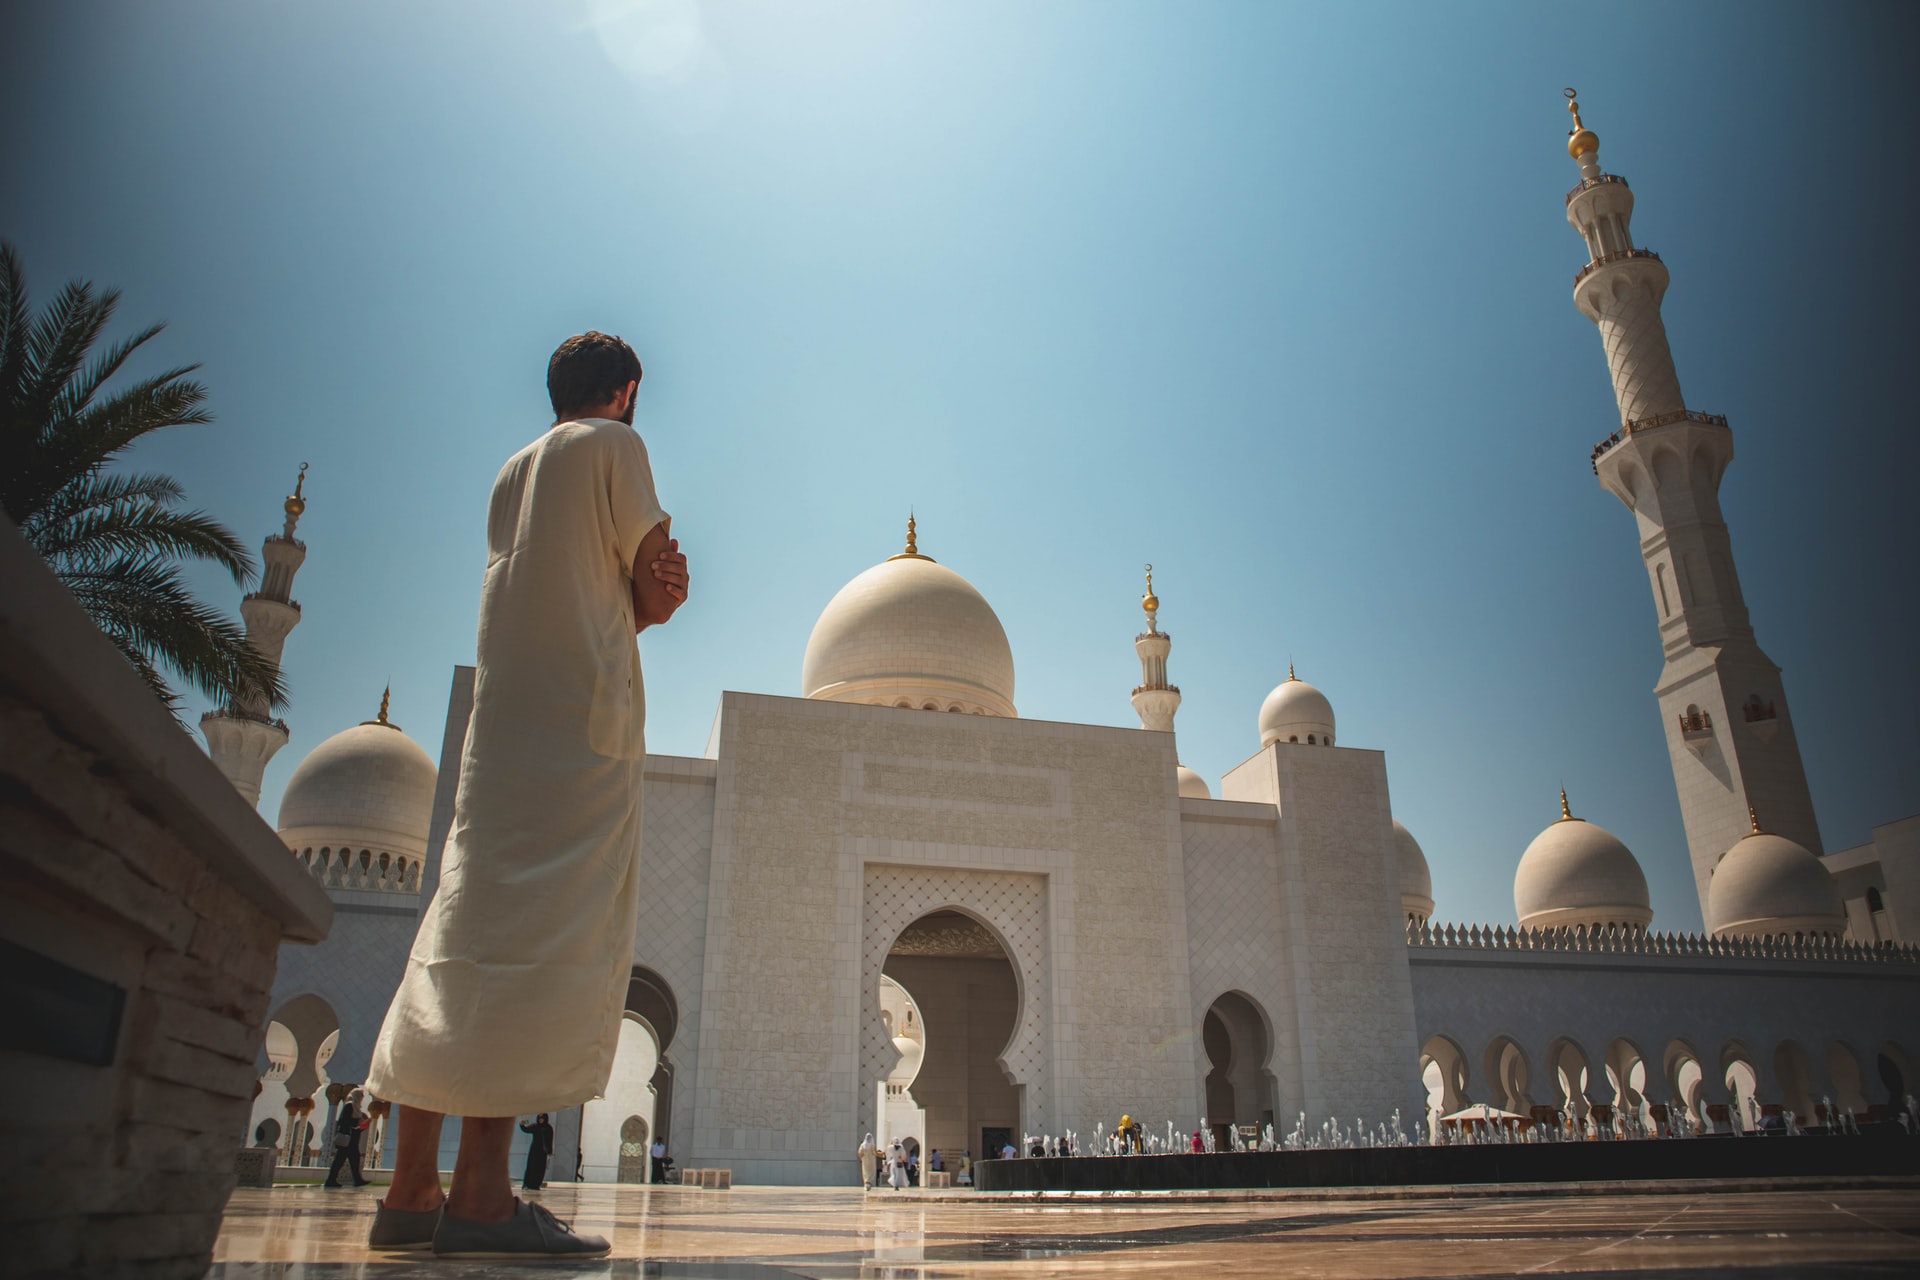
[858, 1135, 973, 1188]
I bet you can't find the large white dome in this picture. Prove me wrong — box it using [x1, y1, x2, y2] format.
[1259, 666, 1335, 747]
[1707, 827, 1845, 939]
[277, 707, 438, 860]
[1512, 795, 1652, 932]
[1393, 820, 1434, 924]
[802, 529, 1015, 717]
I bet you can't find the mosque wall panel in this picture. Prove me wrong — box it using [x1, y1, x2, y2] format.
[1267, 744, 1424, 1128]
[689, 693, 1196, 1183]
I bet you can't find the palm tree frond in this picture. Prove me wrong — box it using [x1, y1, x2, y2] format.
[35, 497, 257, 584]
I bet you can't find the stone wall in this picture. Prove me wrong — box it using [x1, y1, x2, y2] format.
[0, 513, 330, 1278]
[1223, 742, 1423, 1129]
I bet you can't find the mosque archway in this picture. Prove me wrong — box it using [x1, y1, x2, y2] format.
[1722, 1043, 1761, 1132]
[1876, 1042, 1912, 1107]
[1826, 1043, 1868, 1120]
[881, 909, 1021, 1168]
[1772, 1041, 1818, 1120]
[1482, 1036, 1532, 1115]
[616, 1116, 650, 1184]
[1419, 1035, 1470, 1135]
[1603, 1038, 1649, 1132]
[858, 866, 1051, 1151]
[1544, 1037, 1592, 1128]
[1663, 1039, 1706, 1132]
[581, 1016, 660, 1183]
[1202, 992, 1275, 1142]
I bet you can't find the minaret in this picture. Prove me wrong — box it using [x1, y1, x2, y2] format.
[1562, 91, 1821, 912]
[1131, 566, 1209, 798]
[1131, 565, 1180, 732]
[202, 463, 309, 806]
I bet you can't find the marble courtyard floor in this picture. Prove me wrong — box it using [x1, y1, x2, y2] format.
[210, 1182, 1920, 1279]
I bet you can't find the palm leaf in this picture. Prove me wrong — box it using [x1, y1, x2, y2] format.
[2, 240, 281, 719]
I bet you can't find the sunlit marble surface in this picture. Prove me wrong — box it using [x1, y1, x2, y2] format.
[211, 1182, 1920, 1278]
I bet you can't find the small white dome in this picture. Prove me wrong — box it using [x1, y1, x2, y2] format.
[1707, 828, 1845, 939]
[1513, 797, 1652, 931]
[277, 716, 438, 859]
[1259, 667, 1335, 747]
[1393, 820, 1434, 923]
[802, 534, 1015, 717]
[1176, 764, 1211, 800]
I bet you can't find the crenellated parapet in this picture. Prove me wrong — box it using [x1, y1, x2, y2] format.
[1408, 917, 1920, 965]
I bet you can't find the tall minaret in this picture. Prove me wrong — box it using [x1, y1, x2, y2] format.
[202, 463, 309, 806]
[1132, 566, 1210, 799]
[1563, 91, 1821, 912]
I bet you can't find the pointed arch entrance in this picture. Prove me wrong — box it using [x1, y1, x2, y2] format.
[860, 865, 1051, 1147]
[1201, 991, 1275, 1146]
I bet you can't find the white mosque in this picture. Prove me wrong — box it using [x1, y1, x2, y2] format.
[213, 97, 1920, 1184]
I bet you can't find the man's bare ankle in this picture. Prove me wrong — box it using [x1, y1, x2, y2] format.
[444, 1191, 517, 1225]
[381, 1185, 446, 1214]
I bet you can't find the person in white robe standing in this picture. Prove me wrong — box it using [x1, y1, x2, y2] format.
[888, 1141, 908, 1190]
[364, 332, 689, 1259]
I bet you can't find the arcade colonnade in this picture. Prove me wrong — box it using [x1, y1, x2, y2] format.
[1409, 922, 1920, 1135]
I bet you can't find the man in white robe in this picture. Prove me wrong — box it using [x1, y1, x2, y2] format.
[364, 332, 688, 1258]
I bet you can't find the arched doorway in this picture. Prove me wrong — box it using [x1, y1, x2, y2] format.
[617, 1116, 650, 1184]
[881, 909, 1020, 1169]
[1877, 1042, 1912, 1108]
[580, 1017, 660, 1183]
[1545, 1037, 1592, 1131]
[1202, 992, 1274, 1147]
[1483, 1036, 1532, 1115]
[1419, 1035, 1470, 1137]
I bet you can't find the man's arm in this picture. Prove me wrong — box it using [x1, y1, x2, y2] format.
[632, 524, 688, 631]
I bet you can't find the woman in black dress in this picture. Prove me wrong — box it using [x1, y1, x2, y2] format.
[518, 1113, 554, 1190]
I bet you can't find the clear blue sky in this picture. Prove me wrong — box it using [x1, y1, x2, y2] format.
[5, 1, 1915, 932]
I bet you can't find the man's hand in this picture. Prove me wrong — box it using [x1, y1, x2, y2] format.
[631, 525, 687, 632]
[650, 538, 689, 604]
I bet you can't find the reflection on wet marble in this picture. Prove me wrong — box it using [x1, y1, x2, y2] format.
[210, 1182, 1920, 1278]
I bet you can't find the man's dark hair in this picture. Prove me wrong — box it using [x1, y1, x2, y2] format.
[547, 331, 643, 419]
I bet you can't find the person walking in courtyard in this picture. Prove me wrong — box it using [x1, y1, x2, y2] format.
[888, 1140, 907, 1189]
[858, 1134, 877, 1189]
[364, 332, 690, 1258]
[518, 1114, 554, 1191]
[324, 1090, 370, 1188]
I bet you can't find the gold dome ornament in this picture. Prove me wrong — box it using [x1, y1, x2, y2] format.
[285, 461, 310, 519]
[1565, 88, 1599, 159]
[887, 511, 933, 562]
[1141, 564, 1159, 615]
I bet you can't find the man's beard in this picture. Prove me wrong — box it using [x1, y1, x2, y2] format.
[620, 396, 636, 426]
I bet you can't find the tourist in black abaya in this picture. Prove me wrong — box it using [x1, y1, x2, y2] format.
[519, 1113, 554, 1190]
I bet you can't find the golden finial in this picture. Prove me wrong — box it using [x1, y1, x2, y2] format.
[1558, 787, 1574, 821]
[1142, 563, 1159, 616]
[887, 510, 933, 562]
[1565, 87, 1599, 160]
[364, 683, 398, 730]
[1287, 660, 1297, 682]
[283, 461, 310, 522]
[1748, 805, 1763, 835]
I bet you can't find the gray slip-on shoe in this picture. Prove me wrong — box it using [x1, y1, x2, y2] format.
[433, 1198, 611, 1259]
[368, 1201, 443, 1251]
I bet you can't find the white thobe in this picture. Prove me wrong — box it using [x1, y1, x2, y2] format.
[366, 417, 668, 1117]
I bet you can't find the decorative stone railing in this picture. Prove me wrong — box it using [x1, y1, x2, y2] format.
[1407, 918, 1920, 965]
[1573, 246, 1662, 286]
[1590, 408, 1730, 470]
[291, 845, 421, 894]
[1565, 172, 1629, 205]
